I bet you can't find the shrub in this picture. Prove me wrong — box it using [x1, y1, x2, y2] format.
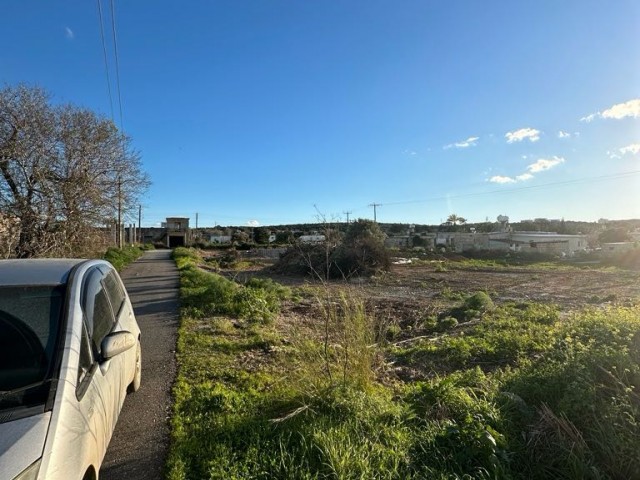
[103, 245, 144, 271]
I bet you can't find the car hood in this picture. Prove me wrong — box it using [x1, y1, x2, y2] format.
[0, 412, 51, 479]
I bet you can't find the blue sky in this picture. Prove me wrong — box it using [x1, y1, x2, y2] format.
[2, 1, 639, 227]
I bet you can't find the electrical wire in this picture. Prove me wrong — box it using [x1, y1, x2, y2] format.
[96, 0, 114, 122]
[109, 0, 125, 133]
[357, 169, 640, 210]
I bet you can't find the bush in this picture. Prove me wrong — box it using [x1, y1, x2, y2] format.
[173, 248, 289, 324]
[273, 219, 391, 278]
[103, 245, 144, 271]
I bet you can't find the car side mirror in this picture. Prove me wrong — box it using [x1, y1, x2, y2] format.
[101, 331, 136, 360]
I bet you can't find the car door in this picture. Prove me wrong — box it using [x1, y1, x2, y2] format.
[99, 265, 135, 407]
[78, 266, 121, 462]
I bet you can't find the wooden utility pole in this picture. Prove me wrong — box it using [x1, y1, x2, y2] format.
[368, 203, 382, 223]
[117, 177, 122, 248]
[343, 210, 352, 224]
[138, 205, 142, 243]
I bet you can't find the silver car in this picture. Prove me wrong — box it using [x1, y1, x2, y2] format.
[0, 259, 142, 480]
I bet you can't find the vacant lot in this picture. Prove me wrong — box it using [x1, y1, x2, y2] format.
[168, 250, 640, 479]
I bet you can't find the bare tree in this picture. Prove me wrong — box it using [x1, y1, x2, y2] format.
[0, 84, 149, 258]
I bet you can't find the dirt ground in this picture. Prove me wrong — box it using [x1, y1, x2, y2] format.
[205, 249, 640, 332]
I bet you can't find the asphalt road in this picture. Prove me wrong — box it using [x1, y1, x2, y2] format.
[100, 250, 179, 480]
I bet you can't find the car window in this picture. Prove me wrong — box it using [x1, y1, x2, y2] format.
[0, 285, 64, 408]
[81, 267, 116, 357]
[102, 269, 126, 317]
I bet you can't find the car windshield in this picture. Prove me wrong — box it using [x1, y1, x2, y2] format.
[0, 285, 65, 414]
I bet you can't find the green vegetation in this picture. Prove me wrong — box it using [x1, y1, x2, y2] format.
[173, 247, 291, 324]
[168, 249, 640, 479]
[103, 245, 147, 271]
[274, 219, 390, 279]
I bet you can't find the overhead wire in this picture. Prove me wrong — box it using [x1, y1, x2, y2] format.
[96, 0, 114, 121]
[354, 169, 640, 210]
[109, 0, 125, 133]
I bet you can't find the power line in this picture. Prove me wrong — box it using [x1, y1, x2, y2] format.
[96, 0, 114, 121]
[109, 0, 125, 133]
[360, 170, 640, 210]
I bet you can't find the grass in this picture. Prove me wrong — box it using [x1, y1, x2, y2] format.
[103, 245, 148, 271]
[167, 248, 640, 479]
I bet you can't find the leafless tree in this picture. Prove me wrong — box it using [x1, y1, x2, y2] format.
[0, 84, 149, 258]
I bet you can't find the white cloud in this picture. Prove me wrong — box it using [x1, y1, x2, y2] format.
[246, 220, 260, 227]
[526, 156, 565, 173]
[490, 156, 564, 185]
[557, 130, 571, 139]
[620, 144, 640, 155]
[444, 136, 479, 149]
[516, 173, 534, 181]
[581, 98, 640, 122]
[580, 113, 598, 123]
[505, 127, 540, 143]
[489, 175, 516, 184]
[607, 150, 621, 159]
[601, 99, 640, 120]
[65, 27, 74, 39]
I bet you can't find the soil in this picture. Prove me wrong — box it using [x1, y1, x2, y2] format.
[215, 252, 640, 333]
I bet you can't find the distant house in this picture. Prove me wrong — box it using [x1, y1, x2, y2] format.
[298, 234, 326, 243]
[601, 242, 636, 256]
[385, 229, 587, 256]
[489, 232, 587, 255]
[209, 235, 232, 244]
[162, 217, 190, 248]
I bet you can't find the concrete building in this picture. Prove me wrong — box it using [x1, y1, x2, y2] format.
[601, 242, 637, 257]
[162, 217, 190, 247]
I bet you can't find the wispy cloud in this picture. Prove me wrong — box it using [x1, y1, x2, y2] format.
[581, 98, 640, 122]
[580, 113, 598, 123]
[526, 156, 564, 173]
[444, 136, 479, 149]
[516, 173, 534, 181]
[505, 127, 540, 143]
[489, 175, 516, 184]
[557, 130, 571, 139]
[489, 156, 564, 184]
[246, 220, 260, 227]
[65, 27, 74, 40]
[620, 144, 640, 156]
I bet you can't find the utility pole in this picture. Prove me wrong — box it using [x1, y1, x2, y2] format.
[343, 210, 352, 224]
[138, 205, 142, 243]
[368, 203, 382, 223]
[117, 177, 122, 248]
[195, 212, 199, 242]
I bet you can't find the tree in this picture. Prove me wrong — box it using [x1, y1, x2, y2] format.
[0, 84, 149, 257]
[334, 219, 390, 276]
[599, 228, 630, 244]
[253, 227, 270, 244]
[446, 214, 467, 225]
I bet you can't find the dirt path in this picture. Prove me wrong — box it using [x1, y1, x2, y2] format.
[100, 250, 179, 480]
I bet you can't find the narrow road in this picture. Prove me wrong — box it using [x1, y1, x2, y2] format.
[101, 250, 179, 480]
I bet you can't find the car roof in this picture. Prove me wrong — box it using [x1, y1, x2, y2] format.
[0, 259, 93, 286]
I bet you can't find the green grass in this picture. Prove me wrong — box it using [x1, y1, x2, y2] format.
[167, 249, 640, 479]
[103, 245, 145, 271]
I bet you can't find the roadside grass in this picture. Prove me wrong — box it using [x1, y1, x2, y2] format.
[167, 247, 640, 479]
[103, 245, 147, 271]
